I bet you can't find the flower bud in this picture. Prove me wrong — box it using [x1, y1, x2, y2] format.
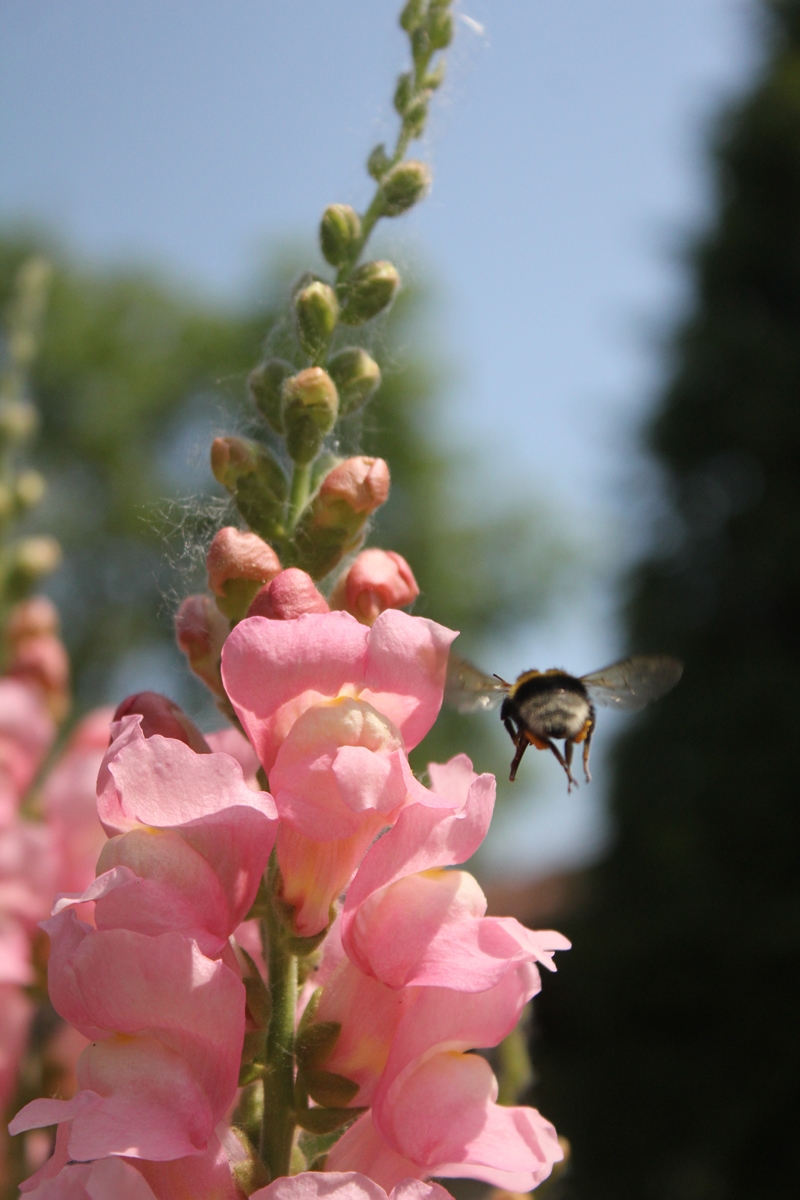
[247, 568, 330, 620]
[247, 358, 292, 434]
[367, 143, 392, 181]
[210, 436, 287, 540]
[0, 399, 37, 445]
[15, 469, 46, 510]
[331, 548, 419, 625]
[424, 60, 446, 91]
[294, 281, 339, 359]
[337, 261, 400, 326]
[394, 72, 414, 116]
[428, 6, 454, 49]
[378, 160, 431, 217]
[113, 691, 211, 754]
[319, 204, 361, 268]
[5, 597, 70, 719]
[327, 347, 381, 415]
[206, 527, 282, 621]
[400, 0, 426, 32]
[4, 536, 62, 599]
[292, 457, 390, 579]
[403, 94, 429, 138]
[174, 593, 230, 698]
[282, 368, 339, 465]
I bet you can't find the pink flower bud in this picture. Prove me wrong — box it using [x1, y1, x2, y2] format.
[332, 549, 419, 625]
[113, 692, 211, 754]
[5, 595, 60, 640]
[174, 594, 230, 698]
[4, 596, 70, 720]
[318, 457, 390, 516]
[206, 527, 282, 620]
[247, 568, 330, 621]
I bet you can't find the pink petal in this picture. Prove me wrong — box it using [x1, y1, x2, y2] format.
[325, 1114, 423, 1191]
[251, 1170, 388, 1200]
[376, 1052, 562, 1191]
[0, 983, 32, 1107]
[204, 727, 261, 787]
[221, 612, 370, 773]
[20, 1155, 160, 1200]
[132, 1129, 243, 1200]
[359, 611, 457, 750]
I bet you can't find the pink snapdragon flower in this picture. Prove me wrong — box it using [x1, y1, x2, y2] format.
[0, 678, 55, 828]
[221, 610, 458, 936]
[9, 914, 245, 1162]
[331, 549, 419, 626]
[251, 1170, 452, 1200]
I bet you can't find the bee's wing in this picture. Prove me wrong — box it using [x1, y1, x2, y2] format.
[445, 652, 509, 713]
[581, 655, 683, 712]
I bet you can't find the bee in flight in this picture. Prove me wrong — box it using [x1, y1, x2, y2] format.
[445, 653, 683, 791]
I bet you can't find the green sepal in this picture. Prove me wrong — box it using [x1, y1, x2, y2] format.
[295, 1105, 367, 1135]
[399, 0, 425, 33]
[394, 72, 414, 116]
[229, 1127, 271, 1195]
[427, 7, 454, 49]
[238, 1058, 265, 1087]
[367, 144, 391, 181]
[303, 1068, 361, 1108]
[248, 358, 292, 433]
[295, 1020, 342, 1069]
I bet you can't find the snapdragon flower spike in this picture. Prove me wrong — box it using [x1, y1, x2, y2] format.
[63, 715, 279, 953]
[222, 609, 457, 935]
[9, 916, 245, 1162]
[251, 1170, 453, 1200]
[0, 676, 56, 826]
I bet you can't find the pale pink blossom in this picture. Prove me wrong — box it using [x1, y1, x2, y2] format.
[221, 609, 456, 775]
[10, 915, 245, 1162]
[0, 679, 55, 827]
[251, 1170, 452, 1200]
[0, 983, 32, 1110]
[20, 1151, 160, 1199]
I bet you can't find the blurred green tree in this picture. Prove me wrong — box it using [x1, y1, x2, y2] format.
[0, 233, 565, 777]
[536, 3, 800, 1197]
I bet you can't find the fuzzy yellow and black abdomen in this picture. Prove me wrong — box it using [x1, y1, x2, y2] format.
[502, 670, 592, 742]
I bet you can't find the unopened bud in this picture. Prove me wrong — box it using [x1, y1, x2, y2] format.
[367, 143, 392, 181]
[206, 527, 282, 621]
[282, 368, 339, 465]
[403, 94, 429, 139]
[337, 261, 400, 326]
[294, 281, 339, 359]
[0, 399, 37, 445]
[331, 548, 419, 625]
[424, 61, 446, 91]
[4, 536, 62, 599]
[113, 691, 211, 754]
[327, 347, 381, 415]
[292, 457, 390, 579]
[394, 72, 414, 116]
[175, 594, 230, 699]
[378, 160, 431, 218]
[5, 595, 70, 720]
[427, 7, 454, 49]
[14, 470, 46, 510]
[248, 359, 292, 434]
[319, 204, 361, 268]
[210, 436, 287, 540]
[247, 568, 330, 620]
[5, 595, 59, 641]
[399, 0, 426, 32]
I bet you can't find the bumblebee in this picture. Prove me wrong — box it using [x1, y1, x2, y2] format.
[445, 653, 683, 790]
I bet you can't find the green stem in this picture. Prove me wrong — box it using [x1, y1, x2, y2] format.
[261, 896, 298, 1179]
[287, 462, 311, 532]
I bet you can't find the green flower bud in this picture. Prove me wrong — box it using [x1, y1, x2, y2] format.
[367, 143, 392, 181]
[411, 26, 431, 65]
[210, 436, 288, 541]
[337, 261, 400, 326]
[378, 160, 431, 218]
[403, 94, 429, 139]
[4, 536, 62, 600]
[248, 358, 292, 434]
[427, 7, 454, 49]
[15, 469, 46, 510]
[399, 0, 426, 33]
[424, 60, 446, 91]
[327, 347, 381, 415]
[282, 368, 339, 465]
[394, 72, 414, 116]
[0, 399, 37, 446]
[294, 281, 339, 359]
[319, 204, 361, 268]
[292, 456, 389, 579]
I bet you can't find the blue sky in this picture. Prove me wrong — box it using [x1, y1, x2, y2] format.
[0, 0, 760, 876]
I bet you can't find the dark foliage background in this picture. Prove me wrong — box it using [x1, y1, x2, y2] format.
[535, 3, 800, 1197]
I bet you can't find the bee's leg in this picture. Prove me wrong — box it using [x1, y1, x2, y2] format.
[509, 734, 528, 782]
[544, 738, 578, 792]
[582, 723, 594, 784]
